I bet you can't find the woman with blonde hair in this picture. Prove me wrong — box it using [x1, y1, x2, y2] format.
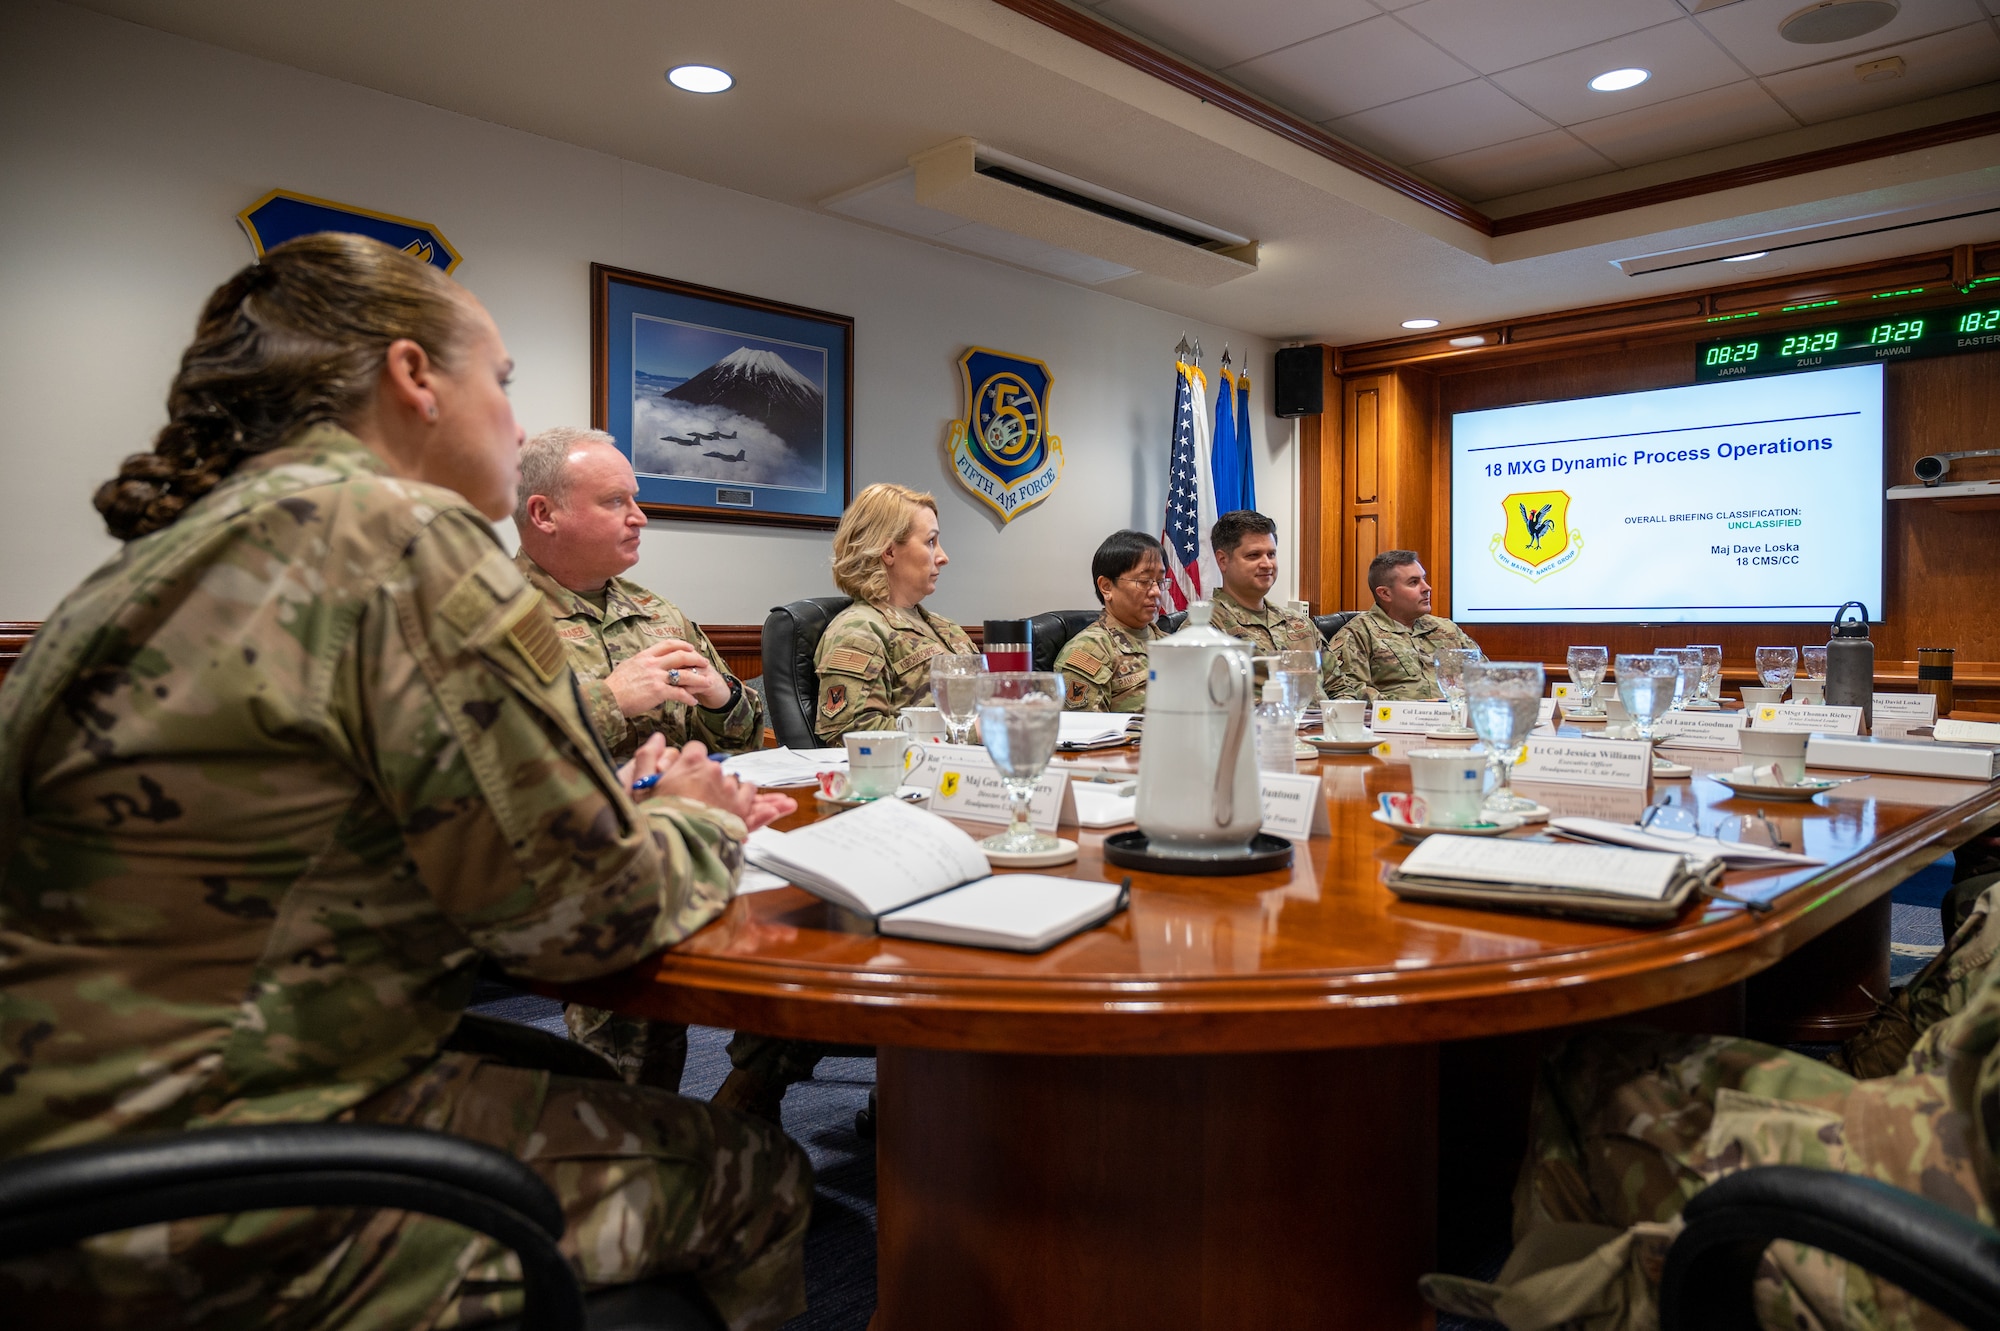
[0, 233, 808, 1330]
[810, 481, 975, 742]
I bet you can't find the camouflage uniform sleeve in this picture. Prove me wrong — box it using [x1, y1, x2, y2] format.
[1055, 632, 1114, 712]
[679, 617, 765, 753]
[577, 675, 635, 756]
[813, 617, 894, 742]
[339, 510, 741, 980]
[1325, 620, 1378, 701]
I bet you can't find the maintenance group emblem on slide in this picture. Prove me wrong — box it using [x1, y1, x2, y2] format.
[1493, 489, 1583, 582]
[944, 347, 1064, 524]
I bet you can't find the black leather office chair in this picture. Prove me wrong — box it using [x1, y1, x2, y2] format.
[0, 1122, 723, 1331]
[761, 595, 852, 749]
[1658, 1165, 2000, 1331]
[1314, 611, 1358, 643]
[1028, 609, 1107, 673]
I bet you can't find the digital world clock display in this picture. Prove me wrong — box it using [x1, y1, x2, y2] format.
[1695, 302, 2000, 381]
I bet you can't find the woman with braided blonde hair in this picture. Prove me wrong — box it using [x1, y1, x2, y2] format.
[1, 234, 810, 1330]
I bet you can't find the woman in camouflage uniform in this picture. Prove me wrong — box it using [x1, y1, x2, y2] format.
[1055, 529, 1166, 713]
[0, 235, 810, 1331]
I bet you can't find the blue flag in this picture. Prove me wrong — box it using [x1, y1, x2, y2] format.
[1234, 365, 1256, 513]
[1210, 360, 1242, 515]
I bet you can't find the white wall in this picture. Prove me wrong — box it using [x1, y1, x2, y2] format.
[0, 2, 1292, 628]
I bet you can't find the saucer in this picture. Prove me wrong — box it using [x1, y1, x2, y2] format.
[1566, 712, 1608, 726]
[982, 837, 1079, 868]
[1708, 774, 1838, 801]
[1309, 735, 1384, 754]
[815, 785, 929, 810]
[1653, 758, 1695, 778]
[1293, 740, 1319, 760]
[1684, 700, 1722, 711]
[1371, 809, 1525, 841]
[1421, 727, 1481, 743]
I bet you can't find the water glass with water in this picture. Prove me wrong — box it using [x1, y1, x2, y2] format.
[975, 671, 1065, 854]
[1436, 647, 1484, 730]
[1801, 645, 1828, 681]
[1565, 645, 1608, 711]
[931, 653, 983, 745]
[1273, 648, 1322, 719]
[1754, 646, 1799, 695]
[1615, 653, 1677, 741]
[1690, 645, 1723, 704]
[1466, 661, 1544, 814]
[1656, 648, 1701, 710]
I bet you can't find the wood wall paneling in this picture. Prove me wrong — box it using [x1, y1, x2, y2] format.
[1294, 346, 1340, 614]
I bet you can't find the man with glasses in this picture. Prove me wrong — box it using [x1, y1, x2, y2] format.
[1057, 530, 1167, 712]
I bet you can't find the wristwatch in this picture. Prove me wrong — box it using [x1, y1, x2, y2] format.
[699, 674, 743, 715]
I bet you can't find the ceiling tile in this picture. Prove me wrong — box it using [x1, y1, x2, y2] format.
[1411, 128, 1618, 199]
[1094, 0, 1380, 70]
[1328, 78, 1555, 161]
[1761, 21, 2000, 121]
[1225, 14, 1477, 119]
[1395, 0, 1687, 76]
[1489, 20, 1747, 123]
[1694, 0, 1986, 75]
[1567, 78, 1795, 165]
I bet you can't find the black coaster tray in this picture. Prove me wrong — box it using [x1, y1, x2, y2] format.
[1102, 830, 1294, 876]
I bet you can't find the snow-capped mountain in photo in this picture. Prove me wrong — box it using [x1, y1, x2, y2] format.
[665, 348, 825, 451]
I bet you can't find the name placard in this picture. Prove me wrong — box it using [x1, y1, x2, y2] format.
[1652, 711, 1745, 751]
[1872, 693, 1938, 724]
[1260, 772, 1331, 841]
[1515, 736, 1654, 789]
[1372, 700, 1455, 734]
[1536, 698, 1557, 731]
[1754, 703, 1863, 735]
[904, 744, 1075, 830]
[1935, 718, 2000, 744]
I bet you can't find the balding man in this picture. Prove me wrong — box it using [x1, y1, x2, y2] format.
[514, 427, 764, 1091]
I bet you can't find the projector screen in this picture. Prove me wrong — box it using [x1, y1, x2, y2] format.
[1449, 363, 1883, 625]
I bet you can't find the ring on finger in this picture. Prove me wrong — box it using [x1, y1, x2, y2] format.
[669, 668, 681, 687]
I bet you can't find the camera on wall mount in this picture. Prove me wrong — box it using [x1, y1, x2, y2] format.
[1913, 448, 2000, 486]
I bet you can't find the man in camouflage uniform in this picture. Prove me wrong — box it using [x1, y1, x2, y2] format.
[1204, 509, 1325, 662]
[513, 428, 763, 1093]
[0, 423, 809, 1330]
[1325, 549, 1478, 701]
[811, 599, 975, 742]
[1057, 529, 1168, 712]
[1423, 883, 2000, 1331]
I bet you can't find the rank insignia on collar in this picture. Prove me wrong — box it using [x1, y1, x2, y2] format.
[943, 347, 1064, 524]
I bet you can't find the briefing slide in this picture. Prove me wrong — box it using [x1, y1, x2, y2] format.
[1449, 363, 1883, 625]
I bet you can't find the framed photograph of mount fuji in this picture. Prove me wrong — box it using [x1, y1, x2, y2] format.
[591, 264, 853, 529]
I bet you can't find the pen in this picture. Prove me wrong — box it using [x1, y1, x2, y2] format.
[631, 773, 661, 793]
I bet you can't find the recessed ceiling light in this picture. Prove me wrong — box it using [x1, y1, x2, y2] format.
[1401, 318, 1440, 330]
[1588, 68, 1650, 92]
[667, 65, 733, 94]
[1721, 251, 1768, 262]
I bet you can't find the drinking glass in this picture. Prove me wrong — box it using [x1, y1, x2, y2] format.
[1755, 646, 1799, 695]
[1466, 661, 1544, 814]
[976, 671, 1066, 854]
[930, 653, 983, 746]
[1657, 648, 1702, 711]
[1565, 645, 1608, 712]
[1273, 648, 1322, 720]
[1615, 653, 1677, 742]
[1690, 645, 1723, 705]
[1436, 646, 1484, 731]
[1801, 646, 1828, 681]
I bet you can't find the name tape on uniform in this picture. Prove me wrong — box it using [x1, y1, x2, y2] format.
[1754, 703, 1863, 735]
[1260, 772, 1331, 841]
[1372, 700, 1456, 734]
[1515, 736, 1654, 790]
[1651, 711, 1745, 751]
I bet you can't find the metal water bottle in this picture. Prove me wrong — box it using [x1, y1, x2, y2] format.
[1825, 601, 1874, 729]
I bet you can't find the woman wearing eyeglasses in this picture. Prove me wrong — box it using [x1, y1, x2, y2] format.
[1056, 529, 1167, 712]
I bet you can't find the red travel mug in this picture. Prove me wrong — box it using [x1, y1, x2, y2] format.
[982, 618, 1032, 672]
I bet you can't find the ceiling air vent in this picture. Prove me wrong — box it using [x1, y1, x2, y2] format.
[907, 139, 1257, 288]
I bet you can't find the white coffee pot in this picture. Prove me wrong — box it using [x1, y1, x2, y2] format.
[1136, 601, 1263, 855]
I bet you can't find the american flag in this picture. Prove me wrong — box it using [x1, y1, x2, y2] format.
[1160, 350, 1218, 611]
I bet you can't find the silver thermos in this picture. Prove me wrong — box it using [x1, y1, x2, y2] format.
[1825, 601, 1873, 729]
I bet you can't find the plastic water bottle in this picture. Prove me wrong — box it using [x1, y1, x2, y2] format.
[1256, 679, 1296, 774]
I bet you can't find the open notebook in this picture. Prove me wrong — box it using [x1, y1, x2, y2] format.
[745, 798, 1127, 951]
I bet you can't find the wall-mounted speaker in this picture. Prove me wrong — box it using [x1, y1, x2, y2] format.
[1274, 346, 1324, 418]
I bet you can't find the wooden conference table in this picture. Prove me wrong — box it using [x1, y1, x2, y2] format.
[560, 730, 2000, 1331]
